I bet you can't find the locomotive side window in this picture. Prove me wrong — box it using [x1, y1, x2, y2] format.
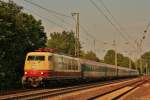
[27, 56, 45, 61]
[54, 55, 63, 71]
[48, 56, 52, 61]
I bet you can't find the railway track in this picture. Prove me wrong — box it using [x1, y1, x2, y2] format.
[0, 78, 137, 100]
[0, 88, 43, 96]
[88, 77, 149, 100]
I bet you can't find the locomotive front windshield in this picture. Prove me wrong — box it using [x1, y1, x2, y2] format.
[27, 56, 45, 61]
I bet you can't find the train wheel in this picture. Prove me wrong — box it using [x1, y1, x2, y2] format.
[30, 81, 40, 88]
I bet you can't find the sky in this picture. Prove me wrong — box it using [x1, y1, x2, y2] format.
[11, 0, 150, 60]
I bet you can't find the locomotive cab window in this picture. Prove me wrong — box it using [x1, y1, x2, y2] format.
[27, 56, 45, 61]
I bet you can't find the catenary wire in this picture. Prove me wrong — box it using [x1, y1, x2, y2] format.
[89, 0, 137, 49]
[23, 0, 113, 52]
[24, 0, 72, 18]
[98, 0, 133, 41]
[23, 0, 74, 27]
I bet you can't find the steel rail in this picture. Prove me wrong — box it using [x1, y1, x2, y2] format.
[88, 77, 149, 100]
[0, 78, 138, 100]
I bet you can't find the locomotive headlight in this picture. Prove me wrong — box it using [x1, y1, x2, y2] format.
[25, 71, 27, 75]
[41, 72, 44, 75]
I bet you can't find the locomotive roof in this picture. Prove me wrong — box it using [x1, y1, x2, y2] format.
[27, 52, 79, 61]
[53, 53, 79, 60]
[27, 52, 52, 56]
[26, 52, 137, 72]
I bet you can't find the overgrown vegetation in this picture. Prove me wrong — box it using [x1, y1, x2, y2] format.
[0, 0, 47, 90]
[104, 50, 135, 68]
[47, 31, 100, 61]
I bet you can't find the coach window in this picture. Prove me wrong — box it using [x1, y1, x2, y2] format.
[70, 60, 72, 70]
[94, 66, 97, 71]
[73, 61, 75, 70]
[76, 63, 79, 70]
[91, 66, 94, 71]
[92, 66, 94, 71]
[93, 65, 96, 71]
[72, 60, 74, 70]
[72, 60, 74, 71]
[76, 64, 78, 70]
[64, 58, 67, 70]
[95, 67, 98, 71]
[72, 60, 75, 70]
[66, 58, 69, 70]
[71, 60, 74, 71]
[61, 57, 64, 70]
[59, 57, 63, 70]
[75, 61, 78, 70]
[89, 65, 91, 71]
[70, 60, 73, 71]
[68, 60, 71, 70]
[87, 65, 90, 71]
[73, 61, 76, 70]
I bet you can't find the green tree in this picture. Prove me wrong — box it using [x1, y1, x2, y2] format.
[104, 50, 115, 65]
[140, 51, 150, 74]
[104, 50, 135, 68]
[80, 51, 100, 62]
[0, 0, 47, 90]
[47, 31, 101, 61]
[47, 31, 81, 56]
[141, 51, 150, 67]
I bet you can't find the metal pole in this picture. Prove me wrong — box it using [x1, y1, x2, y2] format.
[94, 39, 96, 53]
[72, 12, 79, 57]
[75, 22, 77, 57]
[129, 52, 132, 69]
[113, 40, 118, 76]
[77, 13, 80, 57]
[113, 40, 117, 66]
[129, 57, 132, 69]
[139, 41, 143, 75]
[146, 63, 148, 75]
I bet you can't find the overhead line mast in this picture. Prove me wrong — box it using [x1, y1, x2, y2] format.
[72, 13, 80, 57]
[137, 21, 150, 74]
